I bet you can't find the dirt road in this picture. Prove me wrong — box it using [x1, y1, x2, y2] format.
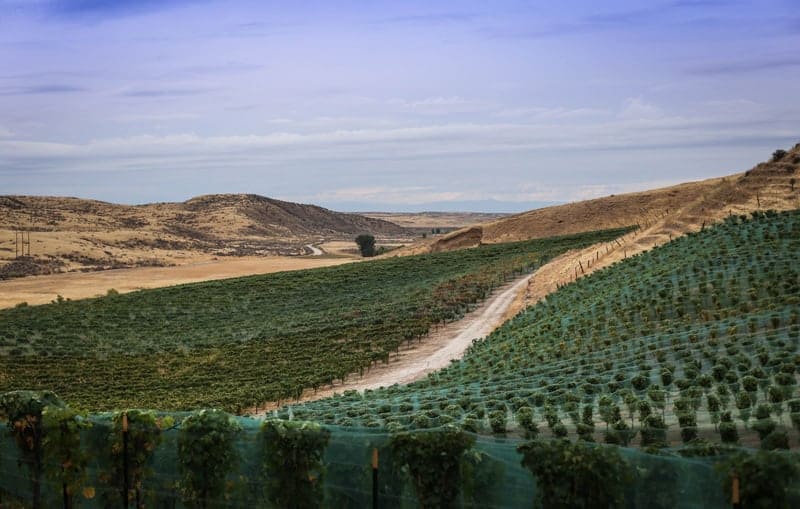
[250, 228, 654, 414]
[251, 272, 532, 414]
[304, 244, 324, 256]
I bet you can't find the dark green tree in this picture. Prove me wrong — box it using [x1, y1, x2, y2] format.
[177, 410, 241, 508]
[260, 419, 330, 509]
[354, 234, 376, 257]
[0, 390, 64, 509]
[518, 439, 632, 509]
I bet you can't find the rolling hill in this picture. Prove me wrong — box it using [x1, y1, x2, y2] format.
[395, 144, 800, 255]
[0, 194, 410, 278]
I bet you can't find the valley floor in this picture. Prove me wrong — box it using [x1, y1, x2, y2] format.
[0, 255, 354, 308]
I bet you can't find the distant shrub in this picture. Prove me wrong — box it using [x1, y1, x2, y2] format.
[772, 149, 787, 161]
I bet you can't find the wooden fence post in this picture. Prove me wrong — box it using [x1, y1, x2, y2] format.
[372, 448, 379, 509]
[122, 412, 129, 509]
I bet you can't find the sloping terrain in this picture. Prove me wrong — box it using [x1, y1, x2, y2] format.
[290, 210, 800, 449]
[394, 144, 800, 256]
[0, 227, 629, 411]
[0, 194, 410, 278]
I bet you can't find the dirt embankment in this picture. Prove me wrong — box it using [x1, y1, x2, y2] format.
[430, 227, 483, 253]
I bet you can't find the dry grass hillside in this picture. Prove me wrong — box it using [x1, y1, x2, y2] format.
[394, 144, 800, 256]
[0, 194, 410, 279]
[360, 212, 507, 229]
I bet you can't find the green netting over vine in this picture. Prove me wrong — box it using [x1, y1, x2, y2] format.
[285, 210, 800, 450]
[2, 412, 797, 508]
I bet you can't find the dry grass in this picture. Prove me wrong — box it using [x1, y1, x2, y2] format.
[393, 145, 800, 256]
[0, 194, 411, 277]
[360, 211, 507, 228]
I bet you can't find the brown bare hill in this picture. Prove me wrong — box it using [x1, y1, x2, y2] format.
[179, 194, 408, 237]
[395, 143, 800, 256]
[0, 194, 411, 278]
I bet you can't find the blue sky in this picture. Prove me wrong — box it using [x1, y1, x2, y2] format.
[0, 0, 798, 211]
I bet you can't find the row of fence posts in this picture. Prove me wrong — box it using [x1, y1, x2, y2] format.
[554, 209, 677, 290]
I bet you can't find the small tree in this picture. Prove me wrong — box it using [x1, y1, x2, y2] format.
[355, 234, 376, 257]
[178, 410, 241, 508]
[390, 426, 475, 508]
[772, 149, 787, 161]
[42, 406, 93, 509]
[0, 390, 64, 509]
[260, 419, 330, 509]
[718, 451, 800, 508]
[518, 439, 632, 509]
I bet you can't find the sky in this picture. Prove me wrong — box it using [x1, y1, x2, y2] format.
[0, 0, 798, 212]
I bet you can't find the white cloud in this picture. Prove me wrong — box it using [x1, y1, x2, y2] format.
[618, 97, 663, 120]
[494, 106, 608, 120]
[114, 113, 201, 123]
[569, 180, 685, 201]
[301, 186, 468, 205]
[387, 96, 491, 114]
[1, 110, 795, 170]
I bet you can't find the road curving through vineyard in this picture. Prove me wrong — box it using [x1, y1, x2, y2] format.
[253, 271, 535, 414]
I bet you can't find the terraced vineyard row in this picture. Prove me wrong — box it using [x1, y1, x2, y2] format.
[0, 227, 631, 411]
[290, 210, 800, 449]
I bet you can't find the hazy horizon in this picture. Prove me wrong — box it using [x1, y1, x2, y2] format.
[1, 0, 798, 211]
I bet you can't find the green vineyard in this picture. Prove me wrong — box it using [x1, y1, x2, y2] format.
[287, 210, 800, 449]
[0, 227, 630, 411]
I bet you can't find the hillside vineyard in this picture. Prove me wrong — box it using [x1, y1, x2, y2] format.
[0, 228, 630, 411]
[289, 210, 800, 447]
